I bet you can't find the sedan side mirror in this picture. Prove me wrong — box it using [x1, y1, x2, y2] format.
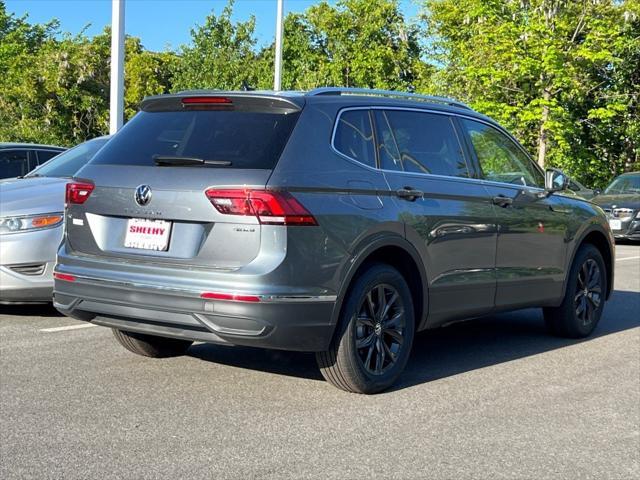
[545, 168, 569, 194]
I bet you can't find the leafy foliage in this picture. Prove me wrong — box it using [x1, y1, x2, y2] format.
[422, 0, 639, 186]
[0, 3, 173, 146]
[171, 1, 263, 91]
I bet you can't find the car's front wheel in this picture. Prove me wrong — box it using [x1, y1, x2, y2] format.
[316, 263, 415, 394]
[544, 244, 607, 338]
[112, 329, 193, 358]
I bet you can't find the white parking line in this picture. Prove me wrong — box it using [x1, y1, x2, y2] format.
[40, 324, 97, 333]
[616, 256, 640, 262]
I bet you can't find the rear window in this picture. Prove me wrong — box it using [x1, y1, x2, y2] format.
[90, 110, 300, 169]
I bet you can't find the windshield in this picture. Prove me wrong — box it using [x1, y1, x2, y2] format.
[27, 137, 109, 178]
[604, 174, 640, 195]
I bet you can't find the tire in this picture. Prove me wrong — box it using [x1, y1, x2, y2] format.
[112, 329, 193, 358]
[544, 244, 607, 338]
[316, 263, 415, 394]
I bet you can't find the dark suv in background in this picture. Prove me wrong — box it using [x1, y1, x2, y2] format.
[54, 88, 614, 393]
[593, 172, 640, 241]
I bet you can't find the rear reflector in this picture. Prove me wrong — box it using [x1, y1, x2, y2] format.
[54, 272, 76, 282]
[200, 292, 261, 302]
[66, 181, 95, 204]
[205, 189, 317, 226]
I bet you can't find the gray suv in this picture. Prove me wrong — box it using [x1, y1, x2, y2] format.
[54, 88, 615, 393]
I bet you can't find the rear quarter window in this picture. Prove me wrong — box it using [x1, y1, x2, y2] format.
[90, 110, 300, 170]
[333, 109, 376, 168]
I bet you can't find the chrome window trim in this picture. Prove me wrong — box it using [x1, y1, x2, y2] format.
[330, 105, 545, 191]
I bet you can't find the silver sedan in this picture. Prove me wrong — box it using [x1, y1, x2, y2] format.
[0, 136, 110, 304]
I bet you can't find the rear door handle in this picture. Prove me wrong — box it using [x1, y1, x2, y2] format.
[396, 187, 423, 201]
[492, 195, 513, 208]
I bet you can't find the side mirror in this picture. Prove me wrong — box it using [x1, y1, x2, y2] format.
[593, 188, 602, 197]
[545, 168, 569, 194]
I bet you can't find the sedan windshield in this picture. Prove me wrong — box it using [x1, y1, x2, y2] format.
[27, 137, 109, 178]
[604, 174, 640, 194]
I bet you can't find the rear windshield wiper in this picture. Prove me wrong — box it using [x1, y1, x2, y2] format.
[153, 155, 232, 167]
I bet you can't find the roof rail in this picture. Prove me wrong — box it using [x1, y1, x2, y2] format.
[306, 87, 472, 110]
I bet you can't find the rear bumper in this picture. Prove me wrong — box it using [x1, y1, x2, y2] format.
[53, 274, 337, 352]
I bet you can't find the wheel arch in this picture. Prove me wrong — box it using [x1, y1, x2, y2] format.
[329, 236, 429, 339]
[566, 226, 614, 300]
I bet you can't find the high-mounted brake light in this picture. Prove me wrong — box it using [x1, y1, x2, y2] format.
[205, 189, 317, 226]
[54, 272, 76, 282]
[200, 292, 261, 302]
[66, 181, 95, 205]
[182, 96, 234, 111]
[182, 96, 232, 104]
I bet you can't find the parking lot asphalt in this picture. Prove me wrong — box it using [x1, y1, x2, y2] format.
[1, 244, 638, 480]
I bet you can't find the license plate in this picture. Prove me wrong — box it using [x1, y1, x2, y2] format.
[124, 218, 172, 251]
[609, 219, 622, 231]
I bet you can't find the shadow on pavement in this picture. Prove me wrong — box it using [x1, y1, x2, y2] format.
[188, 289, 640, 389]
[0, 303, 63, 317]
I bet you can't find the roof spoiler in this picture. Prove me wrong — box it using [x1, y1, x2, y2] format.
[140, 92, 304, 115]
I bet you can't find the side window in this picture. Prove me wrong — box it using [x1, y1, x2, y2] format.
[36, 150, 61, 165]
[373, 110, 469, 178]
[334, 110, 375, 168]
[0, 149, 29, 179]
[462, 119, 544, 188]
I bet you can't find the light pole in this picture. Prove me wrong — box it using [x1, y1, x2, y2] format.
[274, 0, 284, 91]
[110, 0, 125, 134]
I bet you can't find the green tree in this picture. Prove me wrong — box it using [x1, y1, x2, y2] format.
[422, 0, 639, 186]
[256, 0, 431, 91]
[171, 1, 262, 91]
[0, 4, 110, 146]
[125, 36, 177, 119]
[0, 2, 175, 145]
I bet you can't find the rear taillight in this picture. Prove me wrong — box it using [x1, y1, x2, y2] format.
[66, 181, 94, 205]
[205, 189, 317, 226]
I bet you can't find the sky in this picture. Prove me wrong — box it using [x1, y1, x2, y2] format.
[6, 0, 422, 52]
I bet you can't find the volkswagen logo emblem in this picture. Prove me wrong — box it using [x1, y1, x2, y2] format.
[134, 185, 152, 206]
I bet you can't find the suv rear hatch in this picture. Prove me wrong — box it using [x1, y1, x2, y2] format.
[65, 93, 304, 270]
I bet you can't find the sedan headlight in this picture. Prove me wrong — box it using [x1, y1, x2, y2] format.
[0, 213, 64, 234]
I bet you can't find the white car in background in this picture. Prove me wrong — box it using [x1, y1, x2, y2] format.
[0, 136, 110, 304]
